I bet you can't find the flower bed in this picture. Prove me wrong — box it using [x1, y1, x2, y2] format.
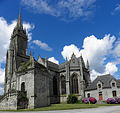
[115, 98, 120, 104]
[106, 98, 120, 104]
[82, 98, 90, 104]
[82, 97, 97, 104]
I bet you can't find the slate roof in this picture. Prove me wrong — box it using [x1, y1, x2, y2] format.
[116, 79, 120, 87]
[39, 58, 59, 71]
[59, 61, 68, 69]
[85, 74, 120, 91]
[33, 54, 87, 72]
[47, 60, 59, 72]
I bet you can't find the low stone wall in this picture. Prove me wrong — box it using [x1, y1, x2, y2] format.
[50, 96, 60, 104]
[60, 95, 82, 103]
[60, 95, 67, 103]
[0, 93, 18, 110]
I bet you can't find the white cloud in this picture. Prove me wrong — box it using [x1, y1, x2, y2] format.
[48, 57, 59, 64]
[90, 63, 118, 81]
[105, 62, 118, 75]
[0, 68, 5, 84]
[114, 42, 120, 58]
[61, 34, 117, 80]
[21, 0, 60, 17]
[58, 0, 95, 19]
[80, 34, 116, 73]
[32, 40, 52, 51]
[0, 17, 34, 63]
[21, 0, 96, 21]
[114, 4, 120, 11]
[23, 22, 35, 41]
[112, 4, 120, 14]
[61, 44, 80, 60]
[0, 68, 5, 95]
[0, 17, 14, 63]
[90, 69, 101, 81]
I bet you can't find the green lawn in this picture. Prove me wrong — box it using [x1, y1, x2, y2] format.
[2, 104, 120, 112]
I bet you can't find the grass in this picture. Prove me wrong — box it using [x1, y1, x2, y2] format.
[1, 104, 120, 112]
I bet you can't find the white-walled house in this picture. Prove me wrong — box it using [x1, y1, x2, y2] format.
[85, 74, 120, 100]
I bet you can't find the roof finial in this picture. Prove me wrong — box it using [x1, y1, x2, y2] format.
[86, 59, 90, 70]
[81, 53, 82, 57]
[30, 50, 32, 56]
[66, 57, 68, 61]
[71, 52, 75, 58]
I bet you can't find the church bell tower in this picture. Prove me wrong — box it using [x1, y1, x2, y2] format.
[4, 12, 28, 94]
[11, 12, 28, 55]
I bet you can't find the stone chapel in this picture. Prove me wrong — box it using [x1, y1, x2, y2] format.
[0, 13, 91, 109]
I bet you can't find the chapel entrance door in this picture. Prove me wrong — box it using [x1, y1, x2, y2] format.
[99, 92, 103, 100]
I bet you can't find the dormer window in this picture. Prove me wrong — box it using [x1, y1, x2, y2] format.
[112, 83, 115, 87]
[98, 84, 101, 88]
[97, 81, 102, 90]
[111, 80, 116, 88]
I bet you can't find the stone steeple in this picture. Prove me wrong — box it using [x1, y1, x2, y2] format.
[4, 12, 28, 94]
[17, 10, 23, 30]
[11, 12, 28, 55]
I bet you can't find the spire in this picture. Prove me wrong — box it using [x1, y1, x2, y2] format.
[72, 52, 75, 56]
[45, 57, 48, 67]
[86, 59, 90, 70]
[80, 54, 83, 60]
[29, 50, 34, 66]
[17, 9, 23, 29]
[80, 53, 83, 58]
[80, 54, 85, 68]
[71, 52, 76, 59]
[30, 50, 34, 60]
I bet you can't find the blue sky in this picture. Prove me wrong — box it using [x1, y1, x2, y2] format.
[0, 0, 120, 94]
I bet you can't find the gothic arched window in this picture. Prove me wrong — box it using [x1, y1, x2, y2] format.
[71, 74, 79, 94]
[53, 76, 58, 96]
[21, 82, 25, 92]
[61, 75, 66, 95]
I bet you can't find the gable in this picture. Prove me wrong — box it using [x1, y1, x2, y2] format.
[37, 56, 45, 66]
[69, 54, 79, 67]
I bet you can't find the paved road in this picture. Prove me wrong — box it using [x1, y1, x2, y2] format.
[0, 106, 120, 113]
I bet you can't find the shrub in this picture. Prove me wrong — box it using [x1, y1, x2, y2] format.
[77, 98, 83, 104]
[115, 98, 120, 104]
[67, 94, 78, 104]
[89, 97, 97, 104]
[82, 97, 97, 104]
[106, 98, 117, 104]
[106, 98, 113, 104]
[82, 98, 90, 104]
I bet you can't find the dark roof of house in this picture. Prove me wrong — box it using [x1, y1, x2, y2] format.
[85, 74, 120, 91]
